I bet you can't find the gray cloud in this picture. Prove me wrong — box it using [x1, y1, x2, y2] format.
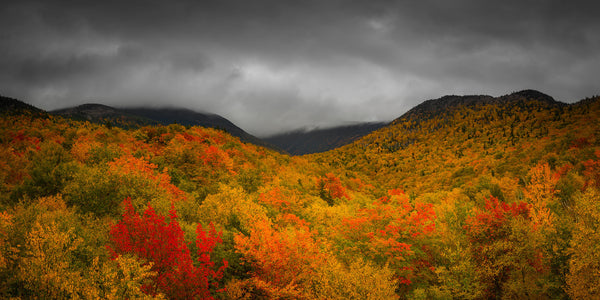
[1, 0, 599, 136]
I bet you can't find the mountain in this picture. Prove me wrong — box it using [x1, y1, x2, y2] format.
[0, 95, 47, 116]
[264, 122, 388, 155]
[50, 104, 159, 128]
[396, 89, 562, 124]
[313, 89, 595, 194]
[119, 107, 270, 147]
[51, 104, 274, 149]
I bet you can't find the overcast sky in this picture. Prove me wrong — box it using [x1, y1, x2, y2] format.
[1, 0, 599, 136]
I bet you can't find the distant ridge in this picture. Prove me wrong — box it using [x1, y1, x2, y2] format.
[51, 104, 275, 149]
[51, 104, 159, 127]
[264, 122, 388, 155]
[119, 107, 272, 148]
[0, 95, 47, 116]
[2, 89, 574, 156]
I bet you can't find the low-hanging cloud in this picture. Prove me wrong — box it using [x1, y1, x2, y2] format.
[1, 0, 599, 136]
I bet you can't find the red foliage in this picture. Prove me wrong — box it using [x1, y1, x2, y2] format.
[583, 150, 600, 190]
[9, 129, 41, 156]
[338, 189, 436, 286]
[316, 173, 350, 201]
[570, 137, 590, 149]
[108, 199, 227, 299]
[463, 197, 548, 298]
[463, 196, 529, 243]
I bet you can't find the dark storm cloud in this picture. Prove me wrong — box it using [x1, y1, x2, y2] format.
[1, 0, 599, 136]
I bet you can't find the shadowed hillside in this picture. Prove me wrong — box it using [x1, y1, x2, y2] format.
[264, 122, 388, 155]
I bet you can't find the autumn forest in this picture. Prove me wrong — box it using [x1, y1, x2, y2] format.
[1, 90, 600, 299]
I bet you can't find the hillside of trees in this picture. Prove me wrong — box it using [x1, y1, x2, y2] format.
[51, 104, 273, 149]
[1, 91, 600, 299]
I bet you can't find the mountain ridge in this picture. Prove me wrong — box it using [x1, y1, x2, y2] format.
[0, 95, 47, 117]
[50, 103, 276, 149]
[2, 89, 580, 156]
[264, 122, 388, 155]
[396, 89, 562, 124]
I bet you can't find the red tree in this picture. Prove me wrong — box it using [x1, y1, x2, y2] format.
[316, 173, 350, 205]
[108, 198, 227, 299]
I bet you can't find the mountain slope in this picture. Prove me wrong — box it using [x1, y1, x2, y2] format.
[51, 104, 275, 149]
[396, 89, 562, 123]
[263, 122, 388, 155]
[0, 95, 47, 116]
[119, 107, 271, 148]
[51, 104, 159, 128]
[313, 90, 597, 194]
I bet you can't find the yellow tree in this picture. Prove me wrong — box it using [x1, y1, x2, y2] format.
[525, 163, 559, 230]
[566, 188, 600, 299]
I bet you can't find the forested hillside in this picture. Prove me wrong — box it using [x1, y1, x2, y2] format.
[51, 104, 272, 148]
[311, 91, 600, 298]
[1, 91, 600, 299]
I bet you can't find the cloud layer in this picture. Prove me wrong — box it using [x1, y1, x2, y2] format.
[1, 0, 599, 136]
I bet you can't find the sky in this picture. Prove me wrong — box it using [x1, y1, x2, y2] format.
[1, 0, 599, 136]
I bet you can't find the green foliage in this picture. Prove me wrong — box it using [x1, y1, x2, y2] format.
[64, 165, 122, 216]
[11, 142, 78, 202]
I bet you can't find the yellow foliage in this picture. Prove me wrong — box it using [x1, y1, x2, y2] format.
[566, 188, 600, 299]
[198, 184, 268, 229]
[0, 212, 17, 271]
[525, 163, 558, 230]
[18, 220, 84, 298]
[308, 258, 398, 300]
[83, 255, 165, 300]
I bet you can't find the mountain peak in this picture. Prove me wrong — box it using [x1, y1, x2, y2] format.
[397, 89, 562, 124]
[500, 89, 558, 104]
[399, 94, 494, 121]
[52, 103, 122, 117]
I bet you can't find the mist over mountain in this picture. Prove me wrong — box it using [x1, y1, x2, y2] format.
[50, 104, 159, 127]
[264, 122, 388, 155]
[3, 89, 580, 156]
[119, 107, 272, 148]
[264, 90, 566, 156]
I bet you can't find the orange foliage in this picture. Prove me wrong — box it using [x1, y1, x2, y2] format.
[259, 188, 291, 212]
[337, 189, 436, 286]
[316, 173, 350, 203]
[234, 220, 326, 298]
[108, 154, 186, 202]
[583, 150, 600, 190]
